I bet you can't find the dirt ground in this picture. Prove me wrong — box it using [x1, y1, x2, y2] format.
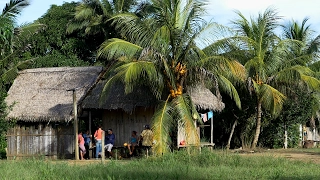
[232, 148, 320, 164]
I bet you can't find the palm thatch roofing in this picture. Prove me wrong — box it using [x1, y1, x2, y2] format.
[5, 66, 103, 122]
[188, 85, 225, 112]
[81, 80, 158, 113]
[82, 80, 225, 112]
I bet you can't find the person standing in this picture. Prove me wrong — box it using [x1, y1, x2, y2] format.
[105, 129, 115, 158]
[140, 125, 153, 146]
[94, 125, 103, 159]
[82, 130, 91, 159]
[78, 131, 86, 160]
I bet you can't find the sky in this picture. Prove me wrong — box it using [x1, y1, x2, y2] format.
[1, 0, 320, 33]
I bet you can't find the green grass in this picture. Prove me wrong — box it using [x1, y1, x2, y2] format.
[0, 149, 320, 180]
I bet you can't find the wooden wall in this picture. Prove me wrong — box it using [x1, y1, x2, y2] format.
[6, 123, 74, 159]
[101, 107, 154, 147]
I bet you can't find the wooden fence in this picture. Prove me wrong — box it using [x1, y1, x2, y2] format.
[6, 123, 74, 159]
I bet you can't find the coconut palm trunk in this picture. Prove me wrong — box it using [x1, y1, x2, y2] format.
[252, 101, 262, 149]
[226, 119, 237, 150]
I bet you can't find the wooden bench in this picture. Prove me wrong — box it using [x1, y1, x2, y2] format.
[111, 145, 153, 159]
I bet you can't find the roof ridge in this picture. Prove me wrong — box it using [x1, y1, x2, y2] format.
[19, 66, 103, 74]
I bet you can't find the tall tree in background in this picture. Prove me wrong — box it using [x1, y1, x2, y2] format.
[66, 0, 154, 63]
[67, 0, 139, 37]
[29, 2, 92, 65]
[281, 17, 320, 66]
[281, 18, 320, 132]
[228, 8, 320, 149]
[97, 0, 244, 154]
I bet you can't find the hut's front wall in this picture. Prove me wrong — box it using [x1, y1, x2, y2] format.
[101, 107, 154, 147]
[6, 123, 74, 159]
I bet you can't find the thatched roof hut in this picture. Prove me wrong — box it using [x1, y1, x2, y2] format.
[81, 80, 158, 113]
[6, 66, 103, 122]
[187, 84, 225, 112]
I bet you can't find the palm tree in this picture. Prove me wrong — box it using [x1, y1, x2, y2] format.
[228, 7, 320, 149]
[281, 18, 320, 145]
[66, 0, 150, 38]
[0, 0, 29, 56]
[281, 17, 320, 66]
[0, 0, 44, 85]
[96, 0, 244, 154]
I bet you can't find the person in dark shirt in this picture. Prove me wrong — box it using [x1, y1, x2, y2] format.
[105, 129, 115, 158]
[82, 130, 91, 159]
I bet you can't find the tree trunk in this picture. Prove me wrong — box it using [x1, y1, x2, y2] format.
[251, 102, 262, 149]
[226, 119, 238, 150]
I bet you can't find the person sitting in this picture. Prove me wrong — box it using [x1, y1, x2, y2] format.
[128, 131, 138, 156]
[105, 129, 115, 158]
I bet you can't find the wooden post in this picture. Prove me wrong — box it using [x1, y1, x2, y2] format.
[284, 122, 288, 149]
[101, 131, 105, 162]
[89, 111, 92, 136]
[73, 90, 79, 160]
[89, 111, 92, 146]
[88, 111, 92, 158]
[210, 113, 213, 151]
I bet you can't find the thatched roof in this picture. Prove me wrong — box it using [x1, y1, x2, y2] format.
[6, 66, 103, 122]
[82, 80, 224, 112]
[81, 80, 158, 112]
[188, 85, 225, 112]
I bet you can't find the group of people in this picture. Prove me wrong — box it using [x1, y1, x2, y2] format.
[77, 125, 115, 160]
[127, 125, 153, 156]
[94, 125, 115, 159]
[77, 124, 153, 160]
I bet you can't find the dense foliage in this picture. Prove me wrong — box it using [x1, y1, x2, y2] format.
[29, 2, 97, 66]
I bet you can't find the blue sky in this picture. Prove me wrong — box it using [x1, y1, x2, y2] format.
[2, 0, 320, 34]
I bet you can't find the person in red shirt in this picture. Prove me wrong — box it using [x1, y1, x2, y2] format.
[78, 131, 86, 160]
[94, 125, 103, 159]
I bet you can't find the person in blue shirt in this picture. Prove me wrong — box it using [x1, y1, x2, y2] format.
[105, 129, 115, 158]
[128, 131, 138, 156]
[82, 130, 91, 159]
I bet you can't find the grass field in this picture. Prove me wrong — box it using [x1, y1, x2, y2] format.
[1, 148, 320, 180]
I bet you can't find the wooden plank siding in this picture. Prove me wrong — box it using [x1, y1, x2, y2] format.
[6, 123, 74, 159]
[101, 107, 155, 147]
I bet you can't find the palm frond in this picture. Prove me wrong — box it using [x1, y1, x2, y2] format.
[300, 74, 320, 92]
[152, 95, 174, 155]
[275, 65, 320, 91]
[1, 58, 34, 84]
[109, 12, 154, 46]
[101, 60, 164, 100]
[257, 82, 286, 116]
[172, 94, 199, 146]
[1, 0, 29, 20]
[97, 38, 143, 60]
[217, 74, 241, 109]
